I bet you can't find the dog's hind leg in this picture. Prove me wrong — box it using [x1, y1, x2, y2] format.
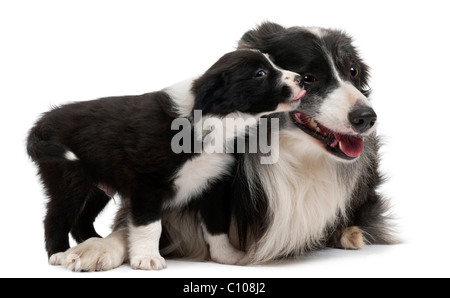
[38, 162, 92, 259]
[327, 226, 367, 249]
[327, 190, 397, 249]
[198, 179, 245, 265]
[70, 186, 112, 243]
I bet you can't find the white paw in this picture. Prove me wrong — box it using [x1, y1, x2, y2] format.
[130, 255, 166, 270]
[64, 238, 123, 271]
[211, 248, 245, 265]
[49, 231, 127, 272]
[128, 221, 166, 270]
[65, 253, 83, 272]
[49, 252, 65, 266]
[204, 232, 245, 265]
[64, 249, 116, 272]
[340, 226, 366, 250]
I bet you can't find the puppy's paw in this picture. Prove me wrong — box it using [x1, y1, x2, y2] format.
[130, 255, 166, 270]
[49, 252, 65, 266]
[340, 226, 366, 250]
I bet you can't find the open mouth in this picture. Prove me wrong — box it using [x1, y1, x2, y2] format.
[290, 112, 364, 160]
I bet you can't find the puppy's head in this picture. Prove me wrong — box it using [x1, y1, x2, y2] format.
[192, 49, 305, 116]
[239, 22, 376, 161]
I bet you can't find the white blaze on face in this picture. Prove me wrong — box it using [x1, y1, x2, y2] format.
[301, 27, 375, 135]
[262, 53, 300, 89]
[259, 52, 304, 111]
[316, 81, 373, 134]
[312, 47, 374, 135]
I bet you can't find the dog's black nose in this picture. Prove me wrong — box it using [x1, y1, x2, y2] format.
[295, 75, 303, 87]
[348, 107, 377, 133]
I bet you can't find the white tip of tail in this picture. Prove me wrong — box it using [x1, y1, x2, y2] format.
[64, 151, 79, 161]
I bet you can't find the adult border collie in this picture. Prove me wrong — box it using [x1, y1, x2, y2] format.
[27, 49, 304, 270]
[45, 22, 395, 271]
[230, 22, 396, 264]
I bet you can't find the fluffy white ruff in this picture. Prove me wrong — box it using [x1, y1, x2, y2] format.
[242, 130, 356, 264]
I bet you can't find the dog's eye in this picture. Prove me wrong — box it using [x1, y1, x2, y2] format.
[255, 70, 267, 77]
[350, 67, 359, 78]
[303, 74, 317, 84]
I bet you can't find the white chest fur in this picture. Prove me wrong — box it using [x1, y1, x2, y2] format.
[167, 152, 234, 208]
[248, 130, 355, 263]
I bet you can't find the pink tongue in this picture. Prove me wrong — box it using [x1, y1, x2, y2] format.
[334, 133, 364, 157]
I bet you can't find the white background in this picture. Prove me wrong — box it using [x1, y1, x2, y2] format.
[1, 0, 449, 278]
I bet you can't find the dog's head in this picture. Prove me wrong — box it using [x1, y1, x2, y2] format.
[238, 22, 376, 161]
[192, 49, 305, 116]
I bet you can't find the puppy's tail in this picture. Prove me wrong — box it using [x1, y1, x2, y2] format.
[26, 125, 75, 163]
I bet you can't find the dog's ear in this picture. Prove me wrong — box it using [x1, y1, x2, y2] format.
[238, 21, 285, 50]
[192, 72, 231, 115]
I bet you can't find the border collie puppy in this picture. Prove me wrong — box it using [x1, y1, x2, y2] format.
[27, 49, 305, 270]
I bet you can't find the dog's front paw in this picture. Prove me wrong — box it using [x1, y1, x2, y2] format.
[48, 230, 127, 272]
[65, 238, 124, 271]
[340, 226, 366, 249]
[130, 255, 166, 270]
[64, 250, 116, 272]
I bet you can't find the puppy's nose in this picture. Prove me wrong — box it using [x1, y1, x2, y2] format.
[348, 107, 377, 133]
[294, 75, 303, 87]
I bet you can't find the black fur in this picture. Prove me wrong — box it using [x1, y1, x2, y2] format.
[193, 51, 295, 115]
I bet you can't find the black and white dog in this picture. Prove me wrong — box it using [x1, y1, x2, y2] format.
[41, 22, 395, 271]
[27, 49, 304, 270]
[228, 22, 396, 264]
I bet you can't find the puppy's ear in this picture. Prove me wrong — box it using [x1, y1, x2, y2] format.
[238, 21, 285, 49]
[192, 72, 230, 115]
